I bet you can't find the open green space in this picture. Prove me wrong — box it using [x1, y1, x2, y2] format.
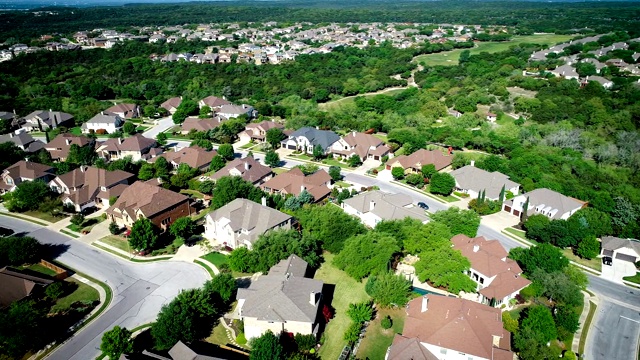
[561, 248, 602, 272]
[503, 227, 528, 241]
[180, 189, 205, 199]
[205, 322, 231, 347]
[51, 278, 100, 313]
[413, 34, 574, 66]
[356, 307, 407, 360]
[22, 210, 64, 223]
[623, 272, 640, 284]
[17, 263, 58, 277]
[314, 252, 369, 360]
[99, 235, 130, 252]
[201, 252, 229, 268]
[319, 88, 406, 111]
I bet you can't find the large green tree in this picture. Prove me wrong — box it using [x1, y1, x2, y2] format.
[296, 205, 366, 253]
[520, 305, 558, 343]
[4, 180, 53, 212]
[430, 207, 481, 237]
[333, 232, 399, 280]
[211, 176, 265, 209]
[249, 330, 283, 360]
[414, 247, 477, 293]
[128, 218, 159, 251]
[100, 326, 133, 360]
[0, 236, 42, 267]
[169, 217, 197, 240]
[265, 127, 286, 149]
[509, 244, 569, 275]
[365, 272, 411, 307]
[429, 172, 456, 195]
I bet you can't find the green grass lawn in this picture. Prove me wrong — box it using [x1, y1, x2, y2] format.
[272, 167, 288, 175]
[414, 34, 574, 66]
[205, 322, 232, 347]
[51, 278, 100, 313]
[201, 252, 229, 268]
[66, 217, 105, 233]
[99, 235, 130, 252]
[623, 272, 640, 284]
[357, 307, 407, 360]
[503, 227, 528, 241]
[322, 158, 350, 169]
[315, 253, 369, 360]
[578, 301, 597, 355]
[372, 133, 388, 143]
[561, 248, 602, 272]
[22, 210, 64, 223]
[239, 142, 256, 149]
[334, 181, 351, 188]
[69, 127, 83, 135]
[135, 126, 149, 132]
[180, 189, 205, 199]
[423, 185, 459, 203]
[319, 88, 406, 111]
[18, 263, 58, 277]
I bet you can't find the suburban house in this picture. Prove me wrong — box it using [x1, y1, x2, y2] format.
[104, 103, 139, 119]
[160, 97, 182, 114]
[452, 234, 531, 307]
[199, 96, 231, 110]
[330, 131, 391, 162]
[45, 133, 94, 162]
[81, 113, 124, 134]
[281, 127, 340, 154]
[502, 188, 586, 220]
[120, 340, 234, 360]
[550, 64, 579, 80]
[210, 156, 273, 185]
[234, 255, 324, 340]
[450, 164, 520, 201]
[0, 132, 45, 153]
[217, 104, 256, 119]
[21, 110, 74, 132]
[601, 236, 640, 265]
[0, 267, 53, 308]
[151, 146, 215, 172]
[342, 190, 428, 227]
[203, 198, 293, 249]
[386, 149, 452, 173]
[97, 134, 162, 162]
[180, 117, 224, 134]
[584, 75, 614, 89]
[107, 181, 192, 230]
[486, 112, 497, 122]
[239, 120, 284, 143]
[0, 160, 55, 193]
[49, 166, 135, 212]
[388, 295, 514, 360]
[260, 168, 332, 202]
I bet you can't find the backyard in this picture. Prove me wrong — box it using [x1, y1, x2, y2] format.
[356, 307, 407, 360]
[314, 253, 370, 360]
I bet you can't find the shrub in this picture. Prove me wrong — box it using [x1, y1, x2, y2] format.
[391, 167, 405, 180]
[381, 316, 392, 330]
[109, 221, 121, 235]
[45, 282, 65, 300]
[405, 173, 424, 187]
[343, 322, 362, 345]
[236, 333, 247, 345]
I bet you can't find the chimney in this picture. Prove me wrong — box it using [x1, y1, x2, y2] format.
[261, 196, 267, 206]
[421, 296, 428, 312]
[244, 162, 250, 171]
[473, 244, 479, 253]
[309, 292, 316, 305]
[80, 166, 86, 173]
[369, 200, 375, 211]
[118, 138, 123, 144]
[470, 160, 475, 167]
[300, 185, 305, 193]
[65, 138, 71, 145]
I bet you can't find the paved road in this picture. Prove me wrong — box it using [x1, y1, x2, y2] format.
[142, 116, 174, 139]
[585, 300, 640, 360]
[0, 216, 209, 360]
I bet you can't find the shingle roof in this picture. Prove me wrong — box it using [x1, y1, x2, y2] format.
[210, 156, 272, 184]
[260, 168, 331, 201]
[601, 236, 640, 255]
[0, 267, 53, 308]
[403, 295, 513, 360]
[0, 132, 44, 152]
[206, 198, 292, 245]
[105, 103, 137, 118]
[285, 127, 340, 150]
[218, 104, 253, 115]
[45, 133, 94, 160]
[55, 166, 134, 206]
[450, 165, 519, 200]
[200, 96, 231, 108]
[2, 160, 54, 181]
[160, 97, 182, 111]
[85, 113, 123, 125]
[23, 110, 73, 128]
[99, 134, 157, 152]
[332, 131, 389, 159]
[505, 188, 586, 220]
[343, 190, 428, 223]
[388, 335, 438, 360]
[236, 255, 323, 323]
[152, 147, 215, 170]
[389, 149, 452, 171]
[181, 117, 224, 133]
[168, 341, 223, 360]
[107, 181, 189, 219]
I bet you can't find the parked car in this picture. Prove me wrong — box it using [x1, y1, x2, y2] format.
[417, 202, 429, 210]
[602, 256, 613, 266]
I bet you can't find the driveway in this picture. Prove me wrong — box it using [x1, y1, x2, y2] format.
[142, 116, 174, 139]
[601, 258, 637, 284]
[0, 216, 209, 360]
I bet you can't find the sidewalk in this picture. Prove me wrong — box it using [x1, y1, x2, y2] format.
[572, 291, 598, 353]
[93, 240, 173, 261]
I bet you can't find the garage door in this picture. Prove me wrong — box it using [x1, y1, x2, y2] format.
[615, 253, 638, 263]
[504, 205, 512, 213]
[513, 210, 520, 217]
[287, 144, 296, 150]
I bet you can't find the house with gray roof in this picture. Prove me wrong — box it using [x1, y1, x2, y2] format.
[0, 132, 45, 153]
[601, 236, 640, 265]
[203, 198, 292, 249]
[233, 255, 324, 340]
[503, 188, 586, 220]
[342, 190, 428, 228]
[281, 127, 340, 154]
[21, 110, 74, 132]
[550, 64, 579, 80]
[81, 113, 124, 134]
[450, 164, 520, 201]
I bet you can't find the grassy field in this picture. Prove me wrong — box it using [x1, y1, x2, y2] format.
[23, 210, 64, 223]
[413, 34, 574, 66]
[51, 278, 100, 313]
[99, 235, 130, 252]
[561, 248, 602, 272]
[319, 88, 406, 111]
[356, 307, 407, 360]
[201, 252, 229, 268]
[315, 253, 370, 360]
[206, 322, 231, 346]
[623, 272, 640, 284]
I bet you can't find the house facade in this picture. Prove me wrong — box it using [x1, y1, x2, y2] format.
[386, 149, 452, 173]
[199, 96, 231, 110]
[160, 97, 182, 114]
[450, 164, 520, 201]
[260, 168, 331, 202]
[342, 190, 428, 228]
[330, 131, 391, 162]
[239, 121, 283, 143]
[203, 198, 293, 249]
[210, 156, 273, 185]
[81, 113, 124, 134]
[503, 188, 586, 220]
[0, 160, 55, 193]
[281, 127, 340, 154]
[217, 104, 256, 119]
[21, 110, 74, 132]
[97, 134, 161, 162]
[180, 117, 224, 134]
[104, 103, 139, 119]
[45, 134, 94, 162]
[601, 236, 640, 265]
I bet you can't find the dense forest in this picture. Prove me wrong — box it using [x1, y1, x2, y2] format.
[1, 1, 640, 42]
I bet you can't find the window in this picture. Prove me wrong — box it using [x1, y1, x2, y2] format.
[440, 349, 447, 355]
[479, 277, 484, 284]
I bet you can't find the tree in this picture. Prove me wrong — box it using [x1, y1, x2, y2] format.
[346, 301, 373, 323]
[266, 127, 286, 149]
[156, 132, 168, 146]
[347, 154, 362, 167]
[328, 165, 341, 181]
[430, 207, 481, 237]
[170, 163, 199, 189]
[128, 218, 159, 251]
[567, 207, 612, 238]
[211, 176, 265, 209]
[502, 311, 519, 333]
[123, 122, 136, 135]
[403, 221, 452, 254]
[169, 217, 197, 240]
[172, 100, 198, 124]
[0, 142, 26, 172]
[199, 180, 215, 195]
[391, 167, 405, 180]
[199, 105, 211, 118]
[143, 104, 156, 118]
[520, 305, 557, 343]
[381, 316, 392, 329]
[265, 150, 280, 167]
[217, 143, 234, 161]
[405, 173, 424, 186]
[523, 214, 551, 242]
[138, 162, 156, 181]
[45, 282, 65, 300]
[100, 326, 133, 360]
[209, 155, 226, 172]
[0, 300, 46, 358]
[312, 144, 324, 160]
[365, 272, 411, 307]
[228, 247, 255, 273]
[429, 172, 455, 195]
[70, 214, 85, 227]
[250, 330, 283, 360]
[239, 229, 322, 273]
[109, 221, 120, 235]
[153, 156, 171, 180]
[554, 305, 580, 340]
[333, 232, 399, 280]
[575, 235, 600, 259]
[296, 205, 366, 253]
[421, 164, 437, 179]
[414, 247, 477, 293]
[203, 273, 238, 303]
[343, 322, 362, 345]
[190, 138, 213, 151]
[5, 180, 52, 212]
[509, 244, 569, 275]
[66, 143, 97, 165]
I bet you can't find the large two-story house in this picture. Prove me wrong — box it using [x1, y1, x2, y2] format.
[281, 127, 340, 154]
[342, 190, 428, 228]
[210, 156, 273, 185]
[0, 132, 45, 153]
[21, 110, 74, 132]
[503, 188, 586, 220]
[81, 113, 124, 134]
[260, 168, 332, 203]
[45, 134, 94, 162]
[0, 160, 55, 193]
[239, 121, 284, 143]
[450, 164, 520, 201]
[97, 134, 162, 162]
[151, 146, 215, 172]
[386, 149, 452, 174]
[104, 103, 139, 119]
[330, 131, 391, 163]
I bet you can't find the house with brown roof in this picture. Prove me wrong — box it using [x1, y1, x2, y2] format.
[0, 267, 53, 308]
[238, 121, 284, 143]
[151, 146, 215, 172]
[104, 103, 139, 119]
[160, 97, 182, 114]
[0, 160, 55, 193]
[389, 295, 514, 360]
[45, 133, 95, 162]
[180, 117, 224, 135]
[452, 234, 530, 307]
[260, 168, 331, 202]
[107, 181, 192, 230]
[386, 149, 452, 174]
[199, 96, 231, 110]
[97, 134, 162, 162]
[210, 156, 273, 185]
[49, 166, 135, 212]
[330, 131, 391, 163]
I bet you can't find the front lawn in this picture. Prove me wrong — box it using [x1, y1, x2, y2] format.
[99, 235, 130, 252]
[334, 181, 351, 188]
[623, 272, 640, 284]
[503, 227, 528, 241]
[66, 216, 105, 233]
[314, 253, 369, 360]
[205, 322, 231, 347]
[23, 210, 65, 223]
[561, 248, 602, 272]
[201, 252, 229, 268]
[357, 307, 407, 360]
[17, 263, 58, 277]
[51, 278, 100, 313]
[321, 158, 350, 169]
